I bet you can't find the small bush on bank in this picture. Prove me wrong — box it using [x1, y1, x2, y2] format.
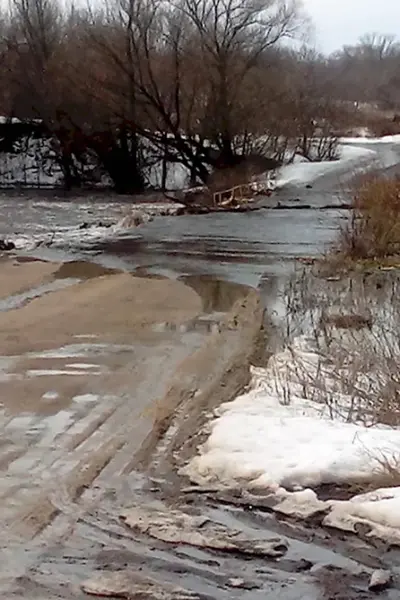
[336, 175, 400, 260]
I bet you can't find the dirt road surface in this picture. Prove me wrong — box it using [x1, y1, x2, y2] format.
[0, 256, 263, 598]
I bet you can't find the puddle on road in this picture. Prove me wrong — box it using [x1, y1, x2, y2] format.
[53, 260, 119, 280]
[152, 313, 223, 335]
[0, 343, 126, 418]
[180, 274, 250, 312]
[26, 368, 103, 377]
[207, 505, 367, 575]
[41, 391, 60, 401]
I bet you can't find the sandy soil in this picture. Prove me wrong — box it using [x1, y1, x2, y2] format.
[0, 261, 202, 355]
[0, 258, 206, 534]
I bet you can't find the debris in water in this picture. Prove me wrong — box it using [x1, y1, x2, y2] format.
[226, 577, 260, 590]
[0, 239, 15, 251]
[120, 505, 288, 558]
[368, 569, 392, 592]
[82, 571, 200, 599]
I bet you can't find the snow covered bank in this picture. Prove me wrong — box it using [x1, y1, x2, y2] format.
[0, 137, 62, 187]
[275, 145, 376, 188]
[340, 134, 400, 145]
[0, 132, 192, 190]
[184, 335, 400, 491]
[145, 161, 190, 191]
[184, 306, 400, 542]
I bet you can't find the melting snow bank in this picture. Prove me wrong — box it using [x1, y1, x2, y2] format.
[183, 334, 400, 543]
[275, 144, 376, 188]
[325, 487, 400, 544]
[340, 134, 400, 145]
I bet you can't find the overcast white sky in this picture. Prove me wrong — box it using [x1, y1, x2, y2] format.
[303, 0, 400, 54]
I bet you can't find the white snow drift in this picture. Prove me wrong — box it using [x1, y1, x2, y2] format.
[340, 134, 400, 145]
[184, 331, 400, 542]
[274, 144, 376, 188]
[185, 337, 400, 491]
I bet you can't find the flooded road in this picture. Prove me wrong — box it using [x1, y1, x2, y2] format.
[1, 143, 400, 599]
[3, 139, 398, 290]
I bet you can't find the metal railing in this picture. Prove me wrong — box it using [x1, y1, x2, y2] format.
[212, 183, 253, 206]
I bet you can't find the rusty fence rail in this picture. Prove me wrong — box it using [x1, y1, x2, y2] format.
[212, 183, 253, 206]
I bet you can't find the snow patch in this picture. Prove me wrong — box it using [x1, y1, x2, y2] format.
[340, 134, 400, 145]
[41, 390, 60, 401]
[73, 393, 99, 403]
[145, 161, 190, 190]
[67, 363, 102, 370]
[28, 343, 133, 359]
[325, 487, 400, 544]
[184, 328, 400, 543]
[275, 145, 376, 188]
[184, 384, 400, 490]
[26, 369, 92, 377]
[0, 137, 62, 187]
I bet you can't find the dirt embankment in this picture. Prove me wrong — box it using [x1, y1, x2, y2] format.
[137, 285, 264, 478]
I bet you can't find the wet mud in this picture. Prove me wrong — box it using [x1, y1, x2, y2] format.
[3, 269, 398, 600]
[0, 257, 278, 599]
[1, 261, 399, 600]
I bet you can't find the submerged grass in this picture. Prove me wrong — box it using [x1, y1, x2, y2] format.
[282, 271, 400, 428]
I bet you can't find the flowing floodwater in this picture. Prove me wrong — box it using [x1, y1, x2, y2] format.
[2, 140, 399, 288]
[1, 142, 400, 599]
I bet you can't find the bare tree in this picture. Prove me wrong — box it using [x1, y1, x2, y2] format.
[83, 0, 306, 186]
[178, 0, 304, 166]
[327, 33, 400, 110]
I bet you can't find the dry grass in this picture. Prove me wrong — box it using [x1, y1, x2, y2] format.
[277, 267, 400, 494]
[281, 271, 400, 428]
[333, 175, 400, 262]
[371, 453, 400, 485]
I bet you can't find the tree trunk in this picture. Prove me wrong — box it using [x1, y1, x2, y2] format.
[99, 126, 145, 195]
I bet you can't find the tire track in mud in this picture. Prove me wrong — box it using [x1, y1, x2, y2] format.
[0, 264, 211, 594]
[0, 285, 267, 598]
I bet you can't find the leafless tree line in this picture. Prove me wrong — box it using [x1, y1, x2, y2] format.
[0, 0, 398, 192]
[327, 33, 400, 111]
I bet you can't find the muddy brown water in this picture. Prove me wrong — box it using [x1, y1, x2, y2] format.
[2, 147, 400, 598]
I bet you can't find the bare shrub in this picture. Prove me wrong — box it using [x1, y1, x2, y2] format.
[279, 270, 400, 427]
[334, 175, 400, 261]
[370, 453, 400, 488]
[320, 313, 373, 330]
